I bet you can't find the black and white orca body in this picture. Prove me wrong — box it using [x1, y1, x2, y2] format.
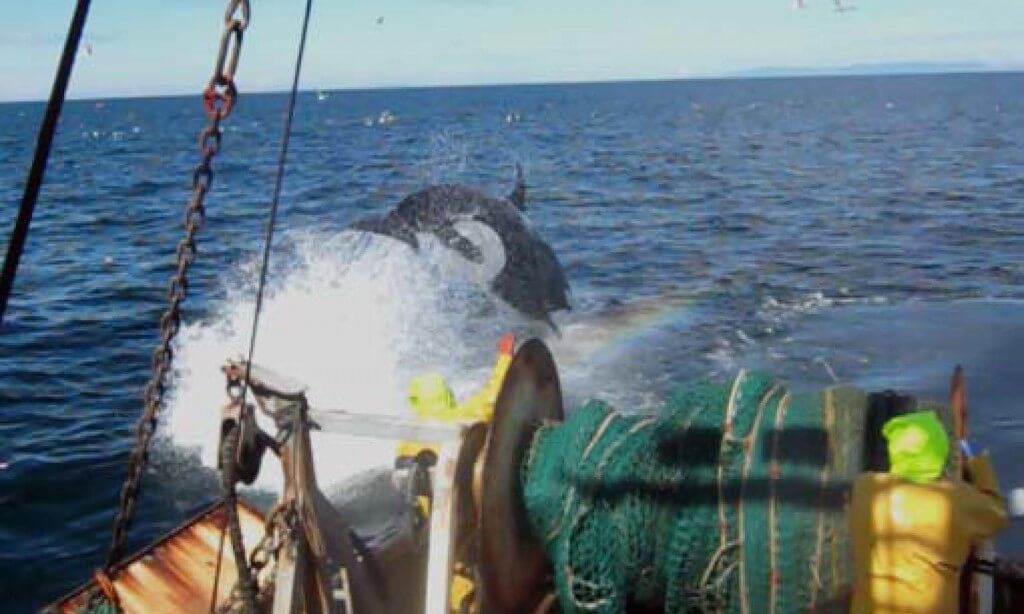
[350, 167, 570, 326]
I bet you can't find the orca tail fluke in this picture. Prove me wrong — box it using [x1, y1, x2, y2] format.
[508, 163, 526, 211]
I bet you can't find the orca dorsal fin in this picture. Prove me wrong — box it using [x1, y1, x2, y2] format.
[508, 164, 526, 211]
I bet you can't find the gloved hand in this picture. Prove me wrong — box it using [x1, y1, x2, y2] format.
[498, 332, 515, 356]
[959, 439, 974, 458]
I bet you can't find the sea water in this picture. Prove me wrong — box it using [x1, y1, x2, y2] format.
[1, 73, 1023, 608]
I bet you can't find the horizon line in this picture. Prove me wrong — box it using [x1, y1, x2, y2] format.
[2, 66, 1023, 105]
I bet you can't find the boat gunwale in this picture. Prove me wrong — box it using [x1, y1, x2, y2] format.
[49, 497, 264, 612]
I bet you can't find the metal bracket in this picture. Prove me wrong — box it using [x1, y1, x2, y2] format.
[224, 358, 309, 401]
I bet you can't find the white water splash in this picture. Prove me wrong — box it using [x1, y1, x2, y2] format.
[165, 229, 522, 492]
[163, 228, 693, 495]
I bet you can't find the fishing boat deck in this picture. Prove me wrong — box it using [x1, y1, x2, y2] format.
[56, 500, 265, 614]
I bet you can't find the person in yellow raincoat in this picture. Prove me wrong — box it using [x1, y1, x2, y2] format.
[395, 333, 515, 612]
[849, 410, 1008, 614]
[395, 332, 515, 463]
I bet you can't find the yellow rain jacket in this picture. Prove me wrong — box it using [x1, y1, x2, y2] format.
[396, 337, 513, 459]
[396, 336, 514, 612]
[849, 453, 1008, 614]
[448, 349, 512, 423]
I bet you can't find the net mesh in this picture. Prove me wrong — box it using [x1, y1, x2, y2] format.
[521, 370, 907, 613]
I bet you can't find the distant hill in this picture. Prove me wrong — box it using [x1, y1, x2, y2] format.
[729, 61, 1009, 79]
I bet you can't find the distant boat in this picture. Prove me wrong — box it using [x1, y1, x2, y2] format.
[316, 89, 330, 102]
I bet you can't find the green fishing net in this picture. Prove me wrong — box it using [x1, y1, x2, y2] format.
[521, 371, 880, 614]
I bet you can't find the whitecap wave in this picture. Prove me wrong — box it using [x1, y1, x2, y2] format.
[165, 229, 527, 492]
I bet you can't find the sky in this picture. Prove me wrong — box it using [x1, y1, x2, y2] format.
[0, 0, 1023, 102]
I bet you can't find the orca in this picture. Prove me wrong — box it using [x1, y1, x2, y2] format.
[350, 166, 570, 327]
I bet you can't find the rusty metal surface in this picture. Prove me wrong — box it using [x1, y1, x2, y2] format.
[56, 500, 265, 613]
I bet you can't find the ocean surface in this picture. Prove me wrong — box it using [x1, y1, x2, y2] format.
[2, 72, 1023, 609]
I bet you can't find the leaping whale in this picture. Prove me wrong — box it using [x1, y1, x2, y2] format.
[349, 166, 570, 327]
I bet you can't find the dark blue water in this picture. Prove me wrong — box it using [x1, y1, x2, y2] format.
[2, 73, 1023, 609]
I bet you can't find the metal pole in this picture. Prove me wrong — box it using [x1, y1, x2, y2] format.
[0, 0, 93, 325]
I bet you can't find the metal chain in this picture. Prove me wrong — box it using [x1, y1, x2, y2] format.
[215, 0, 314, 601]
[105, 0, 251, 570]
[216, 503, 291, 613]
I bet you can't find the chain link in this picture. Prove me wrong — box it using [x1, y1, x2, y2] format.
[105, 0, 251, 570]
[215, 503, 290, 613]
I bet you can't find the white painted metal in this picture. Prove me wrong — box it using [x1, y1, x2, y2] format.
[423, 440, 461, 614]
[309, 406, 469, 614]
[272, 540, 303, 614]
[310, 408, 464, 443]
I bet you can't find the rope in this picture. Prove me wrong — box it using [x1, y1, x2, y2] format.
[217, 1, 314, 611]
[239, 0, 313, 386]
[0, 0, 92, 326]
